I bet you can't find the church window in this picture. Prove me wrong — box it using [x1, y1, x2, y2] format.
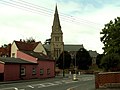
[54, 48, 61, 58]
[55, 37, 59, 41]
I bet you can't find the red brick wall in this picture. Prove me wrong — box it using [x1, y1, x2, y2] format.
[0, 63, 4, 73]
[37, 60, 55, 78]
[17, 50, 55, 79]
[4, 64, 20, 81]
[20, 64, 37, 80]
[4, 64, 38, 81]
[95, 72, 120, 89]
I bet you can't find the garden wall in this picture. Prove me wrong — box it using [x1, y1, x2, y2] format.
[95, 72, 120, 89]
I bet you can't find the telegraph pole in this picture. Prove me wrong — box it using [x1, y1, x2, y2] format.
[63, 42, 65, 77]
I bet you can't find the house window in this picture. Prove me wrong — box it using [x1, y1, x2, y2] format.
[21, 67, 25, 76]
[32, 67, 36, 75]
[40, 69, 44, 75]
[12, 53, 15, 57]
[47, 68, 50, 75]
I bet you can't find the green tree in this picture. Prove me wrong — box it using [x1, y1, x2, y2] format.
[101, 53, 120, 71]
[76, 48, 92, 70]
[100, 17, 120, 54]
[100, 17, 120, 71]
[96, 54, 104, 68]
[56, 51, 71, 69]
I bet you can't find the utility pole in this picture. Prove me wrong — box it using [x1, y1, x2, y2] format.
[63, 42, 65, 77]
[75, 52, 77, 75]
[73, 52, 77, 80]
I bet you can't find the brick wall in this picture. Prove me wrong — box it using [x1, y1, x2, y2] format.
[95, 72, 120, 89]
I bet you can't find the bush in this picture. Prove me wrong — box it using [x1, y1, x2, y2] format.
[101, 53, 120, 71]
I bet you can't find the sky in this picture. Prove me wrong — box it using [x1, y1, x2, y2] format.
[0, 0, 120, 54]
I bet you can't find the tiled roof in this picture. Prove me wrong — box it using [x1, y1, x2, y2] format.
[0, 57, 36, 64]
[21, 51, 53, 61]
[15, 41, 40, 51]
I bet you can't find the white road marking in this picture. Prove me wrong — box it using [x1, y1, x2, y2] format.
[31, 84, 41, 87]
[37, 82, 60, 88]
[38, 84, 46, 88]
[54, 81, 62, 84]
[64, 80, 78, 84]
[14, 88, 18, 90]
[27, 85, 34, 88]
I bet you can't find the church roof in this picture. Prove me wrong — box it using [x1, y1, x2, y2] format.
[43, 44, 50, 51]
[43, 44, 84, 52]
[64, 44, 84, 51]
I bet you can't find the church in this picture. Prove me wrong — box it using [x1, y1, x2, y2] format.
[44, 5, 84, 60]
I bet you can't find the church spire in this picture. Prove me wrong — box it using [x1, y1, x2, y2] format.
[55, 4, 58, 15]
[50, 5, 63, 60]
[52, 4, 61, 31]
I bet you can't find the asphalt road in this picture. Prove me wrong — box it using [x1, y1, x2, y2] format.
[0, 74, 95, 90]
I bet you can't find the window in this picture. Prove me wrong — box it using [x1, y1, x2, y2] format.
[12, 53, 15, 57]
[47, 68, 50, 75]
[32, 67, 36, 75]
[55, 37, 59, 41]
[55, 48, 61, 58]
[21, 67, 25, 76]
[40, 69, 44, 75]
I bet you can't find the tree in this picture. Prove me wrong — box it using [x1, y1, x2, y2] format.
[56, 51, 71, 69]
[25, 37, 35, 43]
[76, 48, 92, 70]
[1, 44, 8, 48]
[100, 17, 120, 54]
[100, 17, 120, 71]
[101, 53, 120, 71]
[96, 54, 104, 68]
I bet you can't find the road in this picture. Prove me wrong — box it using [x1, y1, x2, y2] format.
[0, 74, 95, 90]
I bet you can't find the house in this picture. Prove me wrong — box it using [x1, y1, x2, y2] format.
[0, 51, 55, 81]
[0, 57, 37, 81]
[11, 40, 47, 58]
[0, 40, 55, 81]
[17, 50, 55, 79]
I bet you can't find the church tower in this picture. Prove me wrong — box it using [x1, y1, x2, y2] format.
[50, 5, 63, 60]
